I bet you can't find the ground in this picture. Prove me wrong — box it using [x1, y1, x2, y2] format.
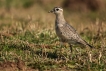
[0, 0, 106, 71]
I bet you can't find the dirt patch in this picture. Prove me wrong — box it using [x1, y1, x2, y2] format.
[0, 59, 36, 71]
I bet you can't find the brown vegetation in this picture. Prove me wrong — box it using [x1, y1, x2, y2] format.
[0, 59, 36, 71]
[63, 0, 104, 11]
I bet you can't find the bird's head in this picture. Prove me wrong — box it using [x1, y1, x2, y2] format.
[48, 7, 63, 15]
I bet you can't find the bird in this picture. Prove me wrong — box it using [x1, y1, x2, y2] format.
[48, 7, 93, 52]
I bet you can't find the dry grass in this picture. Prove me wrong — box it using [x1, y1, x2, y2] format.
[0, 1, 106, 71]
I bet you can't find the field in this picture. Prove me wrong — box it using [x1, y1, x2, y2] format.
[0, 0, 106, 71]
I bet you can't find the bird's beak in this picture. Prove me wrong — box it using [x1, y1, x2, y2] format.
[48, 10, 54, 13]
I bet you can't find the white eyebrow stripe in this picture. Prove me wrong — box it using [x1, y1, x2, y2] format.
[59, 8, 63, 11]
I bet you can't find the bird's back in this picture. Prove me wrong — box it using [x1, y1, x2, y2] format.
[56, 22, 81, 43]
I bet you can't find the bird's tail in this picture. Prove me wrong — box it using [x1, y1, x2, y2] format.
[83, 40, 94, 48]
[86, 42, 94, 48]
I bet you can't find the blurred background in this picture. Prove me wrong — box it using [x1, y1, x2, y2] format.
[0, 0, 106, 25]
[0, 0, 106, 38]
[0, 0, 106, 34]
[0, 0, 106, 37]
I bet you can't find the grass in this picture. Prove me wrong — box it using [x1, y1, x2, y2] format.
[0, 21, 106, 71]
[0, 0, 106, 71]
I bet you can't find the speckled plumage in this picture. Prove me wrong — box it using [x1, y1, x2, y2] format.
[49, 7, 93, 52]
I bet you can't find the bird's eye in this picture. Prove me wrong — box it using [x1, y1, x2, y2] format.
[56, 9, 59, 11]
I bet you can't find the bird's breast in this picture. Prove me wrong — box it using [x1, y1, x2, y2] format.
[55, 25, 66, 41]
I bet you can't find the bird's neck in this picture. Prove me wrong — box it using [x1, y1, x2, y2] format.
[55, 13, 66, 25]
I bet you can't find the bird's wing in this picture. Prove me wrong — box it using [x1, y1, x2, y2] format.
[59, 23, 81, 42]
[65, 23, 76, 33]
[59, 23, 93, 48]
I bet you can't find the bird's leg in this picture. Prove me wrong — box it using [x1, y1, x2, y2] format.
[59, 39, 64, 48]
[69, 44, 73, 53]
[60, 42, 64, 48]
[69, 44, 73, 60]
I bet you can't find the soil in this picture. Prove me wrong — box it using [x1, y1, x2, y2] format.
[0, 59, 37, 71]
